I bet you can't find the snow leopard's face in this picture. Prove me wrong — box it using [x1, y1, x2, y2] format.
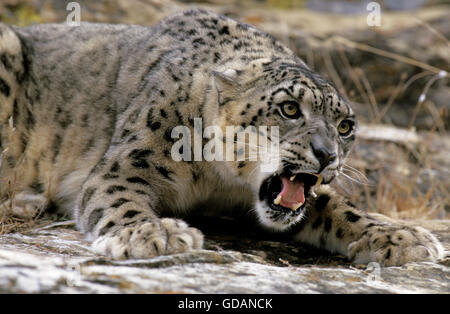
[221, 59, 356, 231]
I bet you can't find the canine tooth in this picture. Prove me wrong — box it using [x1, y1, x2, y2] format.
[292, 202, 303, 211]
[273, 195, 282, 205]
[313, 174, 323, 188]
[290, 174, 296, 181]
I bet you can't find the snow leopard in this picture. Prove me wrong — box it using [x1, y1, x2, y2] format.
[0, 8, 444, 266]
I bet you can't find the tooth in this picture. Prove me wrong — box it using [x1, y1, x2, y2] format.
[313, 174, 323, 188]
[292, 202, 303, 211]
[290, 174, 296, 181]
[273, 195, 282, 205]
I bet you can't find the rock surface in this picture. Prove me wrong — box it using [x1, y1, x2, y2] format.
[0, 219, 448, 293]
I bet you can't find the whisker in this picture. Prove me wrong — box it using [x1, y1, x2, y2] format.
[339, 172, 370, 186]
[343, 171, 370, 185]
[342, 165, 370, 184]
[343, 164, 367, 178]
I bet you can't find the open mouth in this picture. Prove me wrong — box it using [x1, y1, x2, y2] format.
[259, 170, 323, 214]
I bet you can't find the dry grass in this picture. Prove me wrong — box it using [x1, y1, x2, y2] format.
[0, 213, 39, 234]
[333, 110, 448, 220]
[334, 142, 449, 220]
[316, 16, 449, 220]
[329, 66, 448, 220]
[0, 196, 51, 234]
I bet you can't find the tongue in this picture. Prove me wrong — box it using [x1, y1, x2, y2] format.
[276, 177, 305, 209]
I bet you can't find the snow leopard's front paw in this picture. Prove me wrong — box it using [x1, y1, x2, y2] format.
[348, 224, 445, 266]
[92, 218, 204, 260]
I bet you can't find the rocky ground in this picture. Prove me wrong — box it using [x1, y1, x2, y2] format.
[0, 219, 448, 293]
[0, 0, 449, 293]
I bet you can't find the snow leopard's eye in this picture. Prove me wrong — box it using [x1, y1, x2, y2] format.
[279, 101, 302, 119]
[337, 119, 354, 137]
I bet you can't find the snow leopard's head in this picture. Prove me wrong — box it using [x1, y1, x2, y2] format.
[214, 57, 356, 231]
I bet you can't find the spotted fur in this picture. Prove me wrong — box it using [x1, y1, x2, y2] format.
[0, 9, 444, 265]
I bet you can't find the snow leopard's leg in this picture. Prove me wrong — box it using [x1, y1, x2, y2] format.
[75, 142, 203, 260]
[293, 186, 445, 266]
[0, 24, 48, 219]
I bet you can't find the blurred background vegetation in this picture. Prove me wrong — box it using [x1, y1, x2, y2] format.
[0, 0, 448, 232]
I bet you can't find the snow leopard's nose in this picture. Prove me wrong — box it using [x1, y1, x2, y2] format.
[310, 134, 337, 172]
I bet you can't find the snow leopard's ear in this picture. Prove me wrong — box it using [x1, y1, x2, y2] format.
[212, 59, 271, 104]
[213, 69, 238, 90]
[212, 69, 240, 105]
